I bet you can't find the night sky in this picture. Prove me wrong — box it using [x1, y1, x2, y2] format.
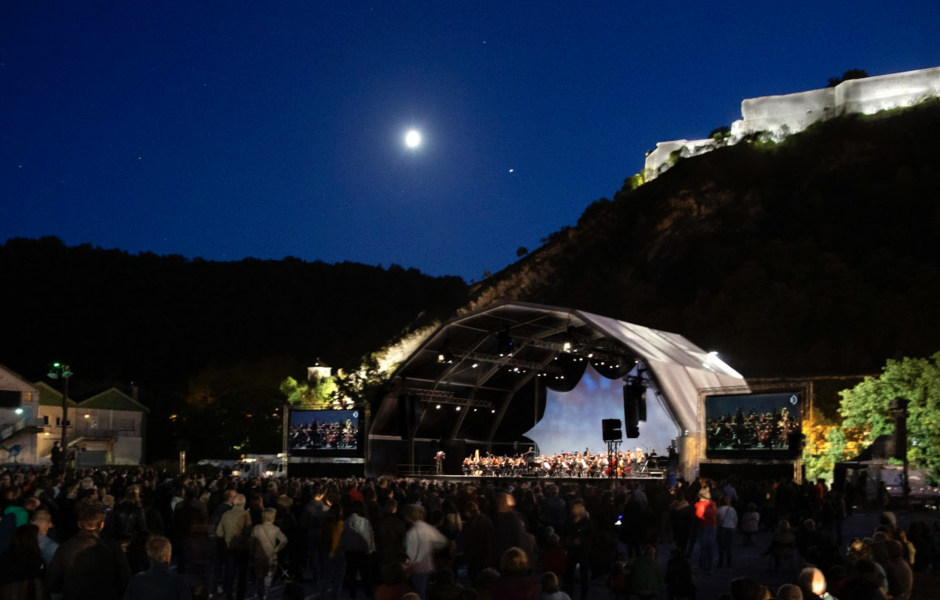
[3, 2, 939, 280]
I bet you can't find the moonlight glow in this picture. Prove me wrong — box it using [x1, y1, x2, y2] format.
[405, 130, 421, 148]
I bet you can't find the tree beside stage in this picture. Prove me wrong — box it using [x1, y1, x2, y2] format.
[839, 352, 940, 480]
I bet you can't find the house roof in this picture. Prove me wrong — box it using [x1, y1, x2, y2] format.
[0, 364, 40, 393]
[36, 381, 79, 407]
[80, 388, 151, 413]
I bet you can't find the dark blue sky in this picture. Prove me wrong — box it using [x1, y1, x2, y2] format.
[3, 2, 939, 280]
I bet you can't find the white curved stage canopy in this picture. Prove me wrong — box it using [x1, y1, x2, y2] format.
[371, 301, 748, 478]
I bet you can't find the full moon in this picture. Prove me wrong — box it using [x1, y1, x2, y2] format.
[405, 130, 421, 148]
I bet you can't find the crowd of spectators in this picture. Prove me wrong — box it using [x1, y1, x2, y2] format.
[0, 465, 937, 600]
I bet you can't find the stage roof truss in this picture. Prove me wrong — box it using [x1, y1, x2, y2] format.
[399, 388, 455, 401]
[372, 301, 747, 452]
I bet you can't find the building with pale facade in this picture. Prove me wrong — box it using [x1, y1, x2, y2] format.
[0, 364, 149, 466]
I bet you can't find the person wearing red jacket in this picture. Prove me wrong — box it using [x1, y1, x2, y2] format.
[694, 489, 717, 574]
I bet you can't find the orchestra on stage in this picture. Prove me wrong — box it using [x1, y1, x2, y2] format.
[461, 447, 660, 478]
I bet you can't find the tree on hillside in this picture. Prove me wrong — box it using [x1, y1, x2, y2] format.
[280, 375, 338, 408]
[827, 69, 869, 88]
[839, 352, 940, 478]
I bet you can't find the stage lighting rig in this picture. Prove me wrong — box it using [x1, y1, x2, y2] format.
[437, 340, 456, 364]
[496, 325, 515, 356]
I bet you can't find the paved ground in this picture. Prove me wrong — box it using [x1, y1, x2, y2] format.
[256, 507, 940, 599]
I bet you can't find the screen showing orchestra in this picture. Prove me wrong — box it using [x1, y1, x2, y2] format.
[288, 409, 360, 456]
[705, 392, 802, 457]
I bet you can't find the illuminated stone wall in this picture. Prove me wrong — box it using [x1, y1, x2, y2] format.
[837, 66, 940, 115]
[644, 138, 717, 178]
[645, 66, 940, 179]
[736, 87, 836, 138]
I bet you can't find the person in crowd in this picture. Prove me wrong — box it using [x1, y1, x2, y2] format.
[216, 494, 252, 600]
[542, 571, 571, 600]
[173, 485, 212, 586]
[320, 503, 346, 600]
[694, 488, 717, 574]
[127, 530, 155, 575]
[208, 489, 236, 595]
[730, 576, 769, 600]
[122, 535, 192, 600]
[629, 545, 664, 600]
[403, 503, 448, 600]
[30, 508, 58, 566]
[541, 532, 566, 585]
[493, 492, 533, 565]
[374, 561, 415, 600]
[342, 500, 376, 599]
[563, 498, 593, 600]
[670, 490, 694, 554]
[375, 498, 407, 578]
[541, 486, 567, 537]
[51, 441, 65, 473]
[607, 561, 628, 600]
[764, 520, 797, 572]
[462, 501, 495, 581]
[797, 567, 827, 600]
[491, 547, 538, 600]
[884, 539, 913, 600]
[113, 486, 148, 539]
[428, 567, 463, 600]
[0, 524, 47, 599]
[48, 500, 131, 600]
[776, 584, 803, 600]
[716, 495, 738, 568]
[620, 489, 646, 559]
[251, 507, 288, 600]
[665, 547, 696, 600]
[741, 503, 760, 547]
[302, 485, 331, 585]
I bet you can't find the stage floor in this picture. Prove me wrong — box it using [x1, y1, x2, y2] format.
[408, 472, 667, 484]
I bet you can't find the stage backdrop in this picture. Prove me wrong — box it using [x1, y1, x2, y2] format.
[523, 364, 680, 457]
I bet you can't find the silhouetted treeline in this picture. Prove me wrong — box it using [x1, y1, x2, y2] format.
[0, 237, 466, 458]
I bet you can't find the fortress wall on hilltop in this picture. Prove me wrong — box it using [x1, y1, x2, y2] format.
[836, 65, 940, 115]
[644, 139, 715, 180]
[644, 66, 940, 179]
[736, 87, 836, 137]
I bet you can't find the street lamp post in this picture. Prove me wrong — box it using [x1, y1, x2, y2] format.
[47, 363, 74, 452]
[889, 397, 910, 509]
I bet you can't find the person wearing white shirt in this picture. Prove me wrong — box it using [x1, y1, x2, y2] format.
[402, 504, 447, 600]
[341, 501, 376, 599]
[716, 496, 738, 568]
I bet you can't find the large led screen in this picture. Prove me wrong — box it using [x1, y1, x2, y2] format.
[288, 409, 360, 456]
[524, 365, 680, 457]
[705, 392, 801, 458]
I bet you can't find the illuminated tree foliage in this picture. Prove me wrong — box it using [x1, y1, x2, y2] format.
[280, 354, 389, 410]
[839, 352, 940, 478]
[280, 375, 338, 409]
[802, 422, 866, 484]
